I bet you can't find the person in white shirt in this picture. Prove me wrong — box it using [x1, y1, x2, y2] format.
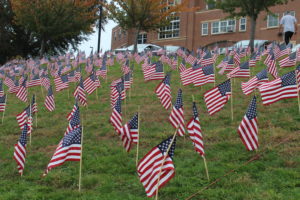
[279, 11, 297, 45]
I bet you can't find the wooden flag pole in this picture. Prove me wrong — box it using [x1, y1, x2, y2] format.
[40, 85, 44, 97]
[155, 127, 178, 200]
[79, 125, 84, 192]
[35, 94, 38, 128]
[135, 106, 140, 166]
[96, 88, 99, 100]
[202, 155, 210, 181]
[230, 79, 234, 121]
[2, 94, 7, 124]
[68, 88, 70, 99]
[296, 74, 300, 114]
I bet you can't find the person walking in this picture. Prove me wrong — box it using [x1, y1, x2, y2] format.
[279, 11, 297, 45]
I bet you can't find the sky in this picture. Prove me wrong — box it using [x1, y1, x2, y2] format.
[78, 20, 117, 54]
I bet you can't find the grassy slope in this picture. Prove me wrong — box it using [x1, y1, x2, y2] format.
[0, 56, 299, 200]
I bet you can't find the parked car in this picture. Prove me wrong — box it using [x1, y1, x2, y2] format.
[114, 44, 162, 54]
[219, 40, 270, 54]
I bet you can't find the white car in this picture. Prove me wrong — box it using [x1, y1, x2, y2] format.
[114, 44, 162, 54]
[219, 40, 269, 54]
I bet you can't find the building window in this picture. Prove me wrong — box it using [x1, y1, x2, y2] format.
[202, 23, 208, 35]
[267, 13, 279, 28]
[118, 30, 122, 39]
[284, 11, 295, 17]
[138, 33, 147, 44]
[211, 19, 236, 34]
[206, 0, 216, 10]
[239, 18, 246, 31]
[159, 16, 180, 39]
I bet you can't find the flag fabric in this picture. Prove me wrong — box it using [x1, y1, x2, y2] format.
[74, 77, 87, 106]
[54, 75, 69, 92]
[0, 95, 6, 112]
[110, 96, 122, 134]
[249, 53, 257, 67]
[187, 102, 204, 156]
[0, 80, 4, 97]
[204, 79, 231, 115]
[227, 61, 250, 78]
[169, 89, 185, 136]
[44, 126, 82, 175]
[259, 70, 298, 105]
[237, 96, 258, 151]
[242, 69, 269, 95]
[9, 79, 19, 94]
[193, 64, 215, 87]
[41, 73, 50, 89]
[137, 136, 176, 198]
[279, 51, 297, 68]
[16, 106, 31, 129]
[83, 73, 97, 94]
[31, 95, 38, 114]
[13, 124, 28, 175]
[119, 113, 138, 152]
[179, 60, 186, 73]
[266, 53, 278, 79]
[155, 73, 171, 110]
[297, 65, 300, 92]
[16, 77, 28, 102]
[27, 74, 41, 87]
[44, 86, 55, 112]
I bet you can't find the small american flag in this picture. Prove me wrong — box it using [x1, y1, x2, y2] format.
[193, 64, 215, 87]
[233, 50, 241, 66]
[242, 69, 268, 95]
[198, 51, 214, 66]
[297, 65, 300, 92]
[137, 135, 176, 197]
[279, 51, 297, 68]
[0, 95, 6, 112]
[13, 124, 28, 175]
[41, 73, 50, 89]
[155, 73, 171, 110]
[74, 77, 87, 106]
[119, 113, 138, 152]
[187, 102, 204, 156]
[54, 75, 69, 92]
[83, 73, 97, 94]
[31, 95, 38, 114]
[27, 74, 41, 87]
[179, 60, 186, 73]
[259, 70, 298, 105]
[169, 89, 185, 136]
[249, 52, 257, 67]
[237, 96, 258, 151]
[44, 86, 55, 112]
[0, 80, 4, 97]
[227, 61, 250, 79]
[204, 79, 231, 115]
[110, 96, 122, 134]
[16, 77, 28, 102]
[266, 53, 278, 79]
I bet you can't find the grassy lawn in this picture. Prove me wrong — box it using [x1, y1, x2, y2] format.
[0, 56, 299, 200]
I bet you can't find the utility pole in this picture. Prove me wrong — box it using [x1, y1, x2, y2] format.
[97, 0, 103, 53]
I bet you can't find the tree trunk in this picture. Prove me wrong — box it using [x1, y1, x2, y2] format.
[249, 15, 257, 53]
[134, 28, 140, 53]
[40, 39, 45, 57]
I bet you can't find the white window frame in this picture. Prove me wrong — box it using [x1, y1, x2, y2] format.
[211, 19, 236, 35]
[267, 13, 279, 28]
[137, 33, 147, 44]
[283, 11, 295, 17]
[202, 23, 208, 36]
[239, 17, 247, 32]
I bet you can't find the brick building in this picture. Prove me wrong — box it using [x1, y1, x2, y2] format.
[111, 0, 300, 51]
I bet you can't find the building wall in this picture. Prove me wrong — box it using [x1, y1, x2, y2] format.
[111, 0, 300, 51]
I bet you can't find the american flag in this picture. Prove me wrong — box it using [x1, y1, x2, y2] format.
[242, 69, 269, 95]
[259, 70, 298, 105]
[13, 123, 28, 175]
[124, 72, 131, 90]
[204, 79, 231, 115]
[233, 50, 241, 66]
[249, 53, 257, 67]
[155, 73, 171, 110]
[41, 73, 50, 89]
[31, 95, 38, 114]
[67, 70, 77, 83]
[16, 77, 28, 102]
[110, 96, 122, 134]
[27, 74, 41, 87]
[9, 79, 19, 94]
[237, 96, 258, 151]
[169, 89, 185, 136]
[266, 53, 278, 79]
[98, 62, 107, 79]
[75, 66, 81, 81]
[187, 102, 204, 156]
[119, 113, 138, 152]
[54, 75, 69, 92]
[297, 65, 300, 92]
[137, 135, 176, 197]
[4, 76, 15, 89]
[149, 61, 164, 80]
[193, 64, 215, 87]
[219, 57, 235, 75]
[83, 73, 97, 94]
[74, 77, 87, 106]
[198, 51, 214, 66]
[0, 95, 6, 112]
[44, 86, 55, 112]
[143, 63, 156, 81]
[66, 102, 78, 121]
[186, 54, 197, 65]
[44, 126, 82, 175]
[274, 43, 290, 59]
[179, 60, 186, 73]
[0, 80, 4, 97]
[227, 61, 250, 79]
[180, 67, 193, 86]
[279, 51, 297, 68]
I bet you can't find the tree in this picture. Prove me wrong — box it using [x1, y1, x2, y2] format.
[104, 0, 190, 53]
[208, 0, 289, 52]
[11, 0, 99, 56]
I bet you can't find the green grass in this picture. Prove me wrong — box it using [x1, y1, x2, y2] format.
[0, 56, 299, 200]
